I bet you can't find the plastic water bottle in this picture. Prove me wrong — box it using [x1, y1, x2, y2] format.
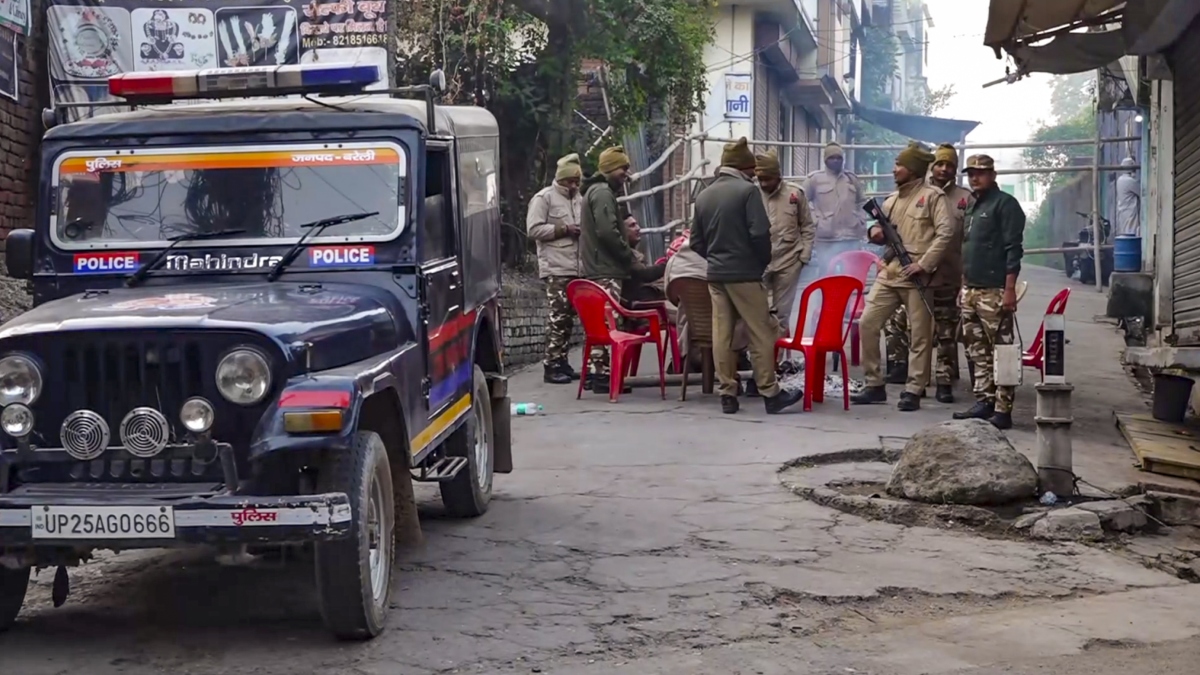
[511, 403, 543, 416]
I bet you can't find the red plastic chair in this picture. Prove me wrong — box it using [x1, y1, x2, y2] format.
[566, 279, 667, 403]
[1024, 287, 1071, 371]
[629, 300, 682, 375]
[824, 249, 881, 367]
[774, 275, 864, 412]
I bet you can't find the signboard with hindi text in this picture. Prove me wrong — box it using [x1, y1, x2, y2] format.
[47, 0, 392, 116]
[724, 72, 752, 121]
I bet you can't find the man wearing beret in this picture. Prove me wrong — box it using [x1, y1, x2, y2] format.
[755, 150, 816, 336]
[882, 143, 971, 402]
[580, 146, 637, 394]
[851, 142, 954, 411]
[527, 153, 585, 385]
[691, 138, 803, 415]
[953, 154, 1026, 430]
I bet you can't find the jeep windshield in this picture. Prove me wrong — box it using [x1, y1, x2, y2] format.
[52, 142, 406, 251]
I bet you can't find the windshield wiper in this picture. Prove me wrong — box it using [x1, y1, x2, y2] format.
[125, 229, 248, 288]
[266, 211, 380, 282]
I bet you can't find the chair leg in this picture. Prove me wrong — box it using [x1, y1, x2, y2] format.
[656, 339, 667, 400]
[801, 351, 813, 412]
[850, 322, 861, 366]
[668, 327, 682, 375]
[813, 351, 826, 403]
[610, 346, 623, 404]
[577, 339, 591, 400]
[628, 343, 642, 377]
[839, 349, 850, 411]
[701, 349, 715, 395]
[680, 349, 691, 401]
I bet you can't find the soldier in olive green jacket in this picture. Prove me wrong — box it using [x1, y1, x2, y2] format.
[579, 146, 636, 393]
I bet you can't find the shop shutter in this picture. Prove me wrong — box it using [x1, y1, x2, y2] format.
[754, 58, 769, 142]
[1171, 20, 1200, 344]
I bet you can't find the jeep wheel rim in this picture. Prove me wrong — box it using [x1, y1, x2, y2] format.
[472, 397, 491, 491]
[366, 472, 388, 605]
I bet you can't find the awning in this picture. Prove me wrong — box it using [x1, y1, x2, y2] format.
[852, 103, 981, 144]
[1007, 29, 1128, 74]
[1122, 0, 1200, 54]
[985, 0, 1125, 49]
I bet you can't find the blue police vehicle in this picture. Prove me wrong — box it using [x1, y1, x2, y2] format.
[0, 63, 512, 639]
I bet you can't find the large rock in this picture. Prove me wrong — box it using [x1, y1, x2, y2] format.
[886, 419, 1038, 506]
[1030, 507, 1104, 541]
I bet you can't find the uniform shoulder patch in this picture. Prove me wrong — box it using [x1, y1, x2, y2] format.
[916, 196, 926, 208]
[789, 191, 800, 204]
[958, 197, 968, 210]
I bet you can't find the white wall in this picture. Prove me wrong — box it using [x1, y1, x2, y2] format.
[691, 5, 756, 173]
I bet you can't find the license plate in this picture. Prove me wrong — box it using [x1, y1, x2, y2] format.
[30, 506, 176, 540]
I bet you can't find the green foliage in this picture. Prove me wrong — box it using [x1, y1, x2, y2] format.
[1023, 74, 1097, 189]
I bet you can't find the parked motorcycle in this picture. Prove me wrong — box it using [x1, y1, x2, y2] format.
[1061, 211, 1113, 286]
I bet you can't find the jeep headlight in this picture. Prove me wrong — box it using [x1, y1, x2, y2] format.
[0, 354, 42, 406]
[215, 348, 271, 405]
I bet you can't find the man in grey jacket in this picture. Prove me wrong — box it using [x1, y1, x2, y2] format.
[527, 153, 584, 384]
[691, 138, 802, 415]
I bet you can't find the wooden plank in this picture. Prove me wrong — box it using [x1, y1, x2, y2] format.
[1116, 411, 1200, 481]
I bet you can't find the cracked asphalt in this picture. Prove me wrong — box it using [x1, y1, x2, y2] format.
[6, 268, 1200, 673]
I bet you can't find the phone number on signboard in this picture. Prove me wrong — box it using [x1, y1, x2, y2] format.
[303, 33, 388, 48]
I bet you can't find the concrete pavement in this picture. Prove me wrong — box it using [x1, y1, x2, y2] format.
[4, 265, 1200, 674]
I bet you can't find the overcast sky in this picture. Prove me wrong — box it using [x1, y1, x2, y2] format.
[922, 0, 1053, 159]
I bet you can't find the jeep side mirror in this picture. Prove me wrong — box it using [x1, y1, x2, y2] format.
[5, 229, 34, 280]
[429, 69, 447, 95]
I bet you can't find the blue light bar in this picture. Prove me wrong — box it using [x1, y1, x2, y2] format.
[109, 63, 381, 102]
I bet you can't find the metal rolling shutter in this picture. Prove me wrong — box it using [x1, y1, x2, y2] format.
[1171, 22, 1200, 344]
[754, 59, 768, 141]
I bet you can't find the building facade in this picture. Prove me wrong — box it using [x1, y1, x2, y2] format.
[690, 0, 865, 180]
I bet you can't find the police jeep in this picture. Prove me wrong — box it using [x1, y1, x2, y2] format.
[0, 64, 513, 640]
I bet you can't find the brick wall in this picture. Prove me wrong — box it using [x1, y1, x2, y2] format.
[499, 278, 583, 370]
[0, 14, 42, 245]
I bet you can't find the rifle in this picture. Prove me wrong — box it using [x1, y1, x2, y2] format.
[863, 198, 934, 317]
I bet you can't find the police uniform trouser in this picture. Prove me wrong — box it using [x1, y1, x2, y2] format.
[858, 280, 934, 395]
[585, 278, 624, 376]
[883, 287, 960, 384]
[765, 260, 804, 337]
[708, 281, 781, 399]
[543, 275, 578, 367]
[961, 287, 1016, 413]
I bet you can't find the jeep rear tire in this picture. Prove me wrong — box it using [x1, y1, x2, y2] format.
[314, 430, 394, 640]
[439, 365, 494, 517]
[0, 564, 30, 632]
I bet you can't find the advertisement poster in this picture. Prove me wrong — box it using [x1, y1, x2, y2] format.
[0, 0, 28, 35]
[47, 0, 391, 115]
[0, 27, 15, 101]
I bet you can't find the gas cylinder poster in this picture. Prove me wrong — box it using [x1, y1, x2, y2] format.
[47, 0, 391, 114]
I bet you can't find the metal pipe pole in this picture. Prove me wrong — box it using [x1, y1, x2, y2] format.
[1092, 83, 1103, 293]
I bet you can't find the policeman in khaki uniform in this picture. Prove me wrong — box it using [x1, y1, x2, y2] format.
[953, 154, 1026, 430]
[851, 142, 954, 411]
[755, 151, 816, 336]
[527, 153, 584, 384]
[882, 143, 972, 402]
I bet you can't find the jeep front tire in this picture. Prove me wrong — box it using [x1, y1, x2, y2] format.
[314, 430, 395, 640]
[0, 564, 30, 632]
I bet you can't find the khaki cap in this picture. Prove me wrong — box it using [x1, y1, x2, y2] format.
[962, 154, 996, 172]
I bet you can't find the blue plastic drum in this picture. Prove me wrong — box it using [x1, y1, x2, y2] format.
[1113, 235, 1142, 273]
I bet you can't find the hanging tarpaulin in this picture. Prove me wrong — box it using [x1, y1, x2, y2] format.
[47, 0, 392, 115]
[0, 0, 28, 35]
[985, 0, 1124, 49]
[1007, 29, 1129, 75]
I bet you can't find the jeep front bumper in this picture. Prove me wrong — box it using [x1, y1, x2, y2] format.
[0, 485, 352, 547]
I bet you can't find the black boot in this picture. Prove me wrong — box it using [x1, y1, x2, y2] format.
[935, 385, 954, 403]
[989, 411, 1013, 430]
[953, 401, 995, 420]
[885, 361, 908, 385]
[721, 396, 740, 414]
[851, 386, 887, 405]
[764, 388, 803, 414]
[558, 360, 580, 381]
[897, 391, 921, 411]
[743, 378, 760, 398]
[544, 364, 572, 385]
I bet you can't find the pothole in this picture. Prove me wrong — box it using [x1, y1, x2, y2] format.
[777, 447, 1200, 582]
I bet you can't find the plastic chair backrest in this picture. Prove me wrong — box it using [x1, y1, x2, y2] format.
[825, 249, 880, 282]
[790, 275, 863, 349]
[1028, 287, 1071, 357]
[567, 279, 620, 341]
[667, 277, 713, 345]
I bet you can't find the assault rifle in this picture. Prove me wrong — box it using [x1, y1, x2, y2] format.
[863, 198, 934, 316]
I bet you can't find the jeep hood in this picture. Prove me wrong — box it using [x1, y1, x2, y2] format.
[0, 282, 415, 371]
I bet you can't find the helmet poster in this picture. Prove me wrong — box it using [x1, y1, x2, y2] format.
[47, 0, 392, 117]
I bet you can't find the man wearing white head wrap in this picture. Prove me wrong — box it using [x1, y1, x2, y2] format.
[1115, 156, 1140, 237]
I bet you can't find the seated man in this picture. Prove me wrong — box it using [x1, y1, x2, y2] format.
[621, 211, 667, 306]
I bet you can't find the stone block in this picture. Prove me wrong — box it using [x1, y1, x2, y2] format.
[1030, 507, 1104, 541]
[1147, 491, 1200, 527]
[1075, 499, 1148, 533]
